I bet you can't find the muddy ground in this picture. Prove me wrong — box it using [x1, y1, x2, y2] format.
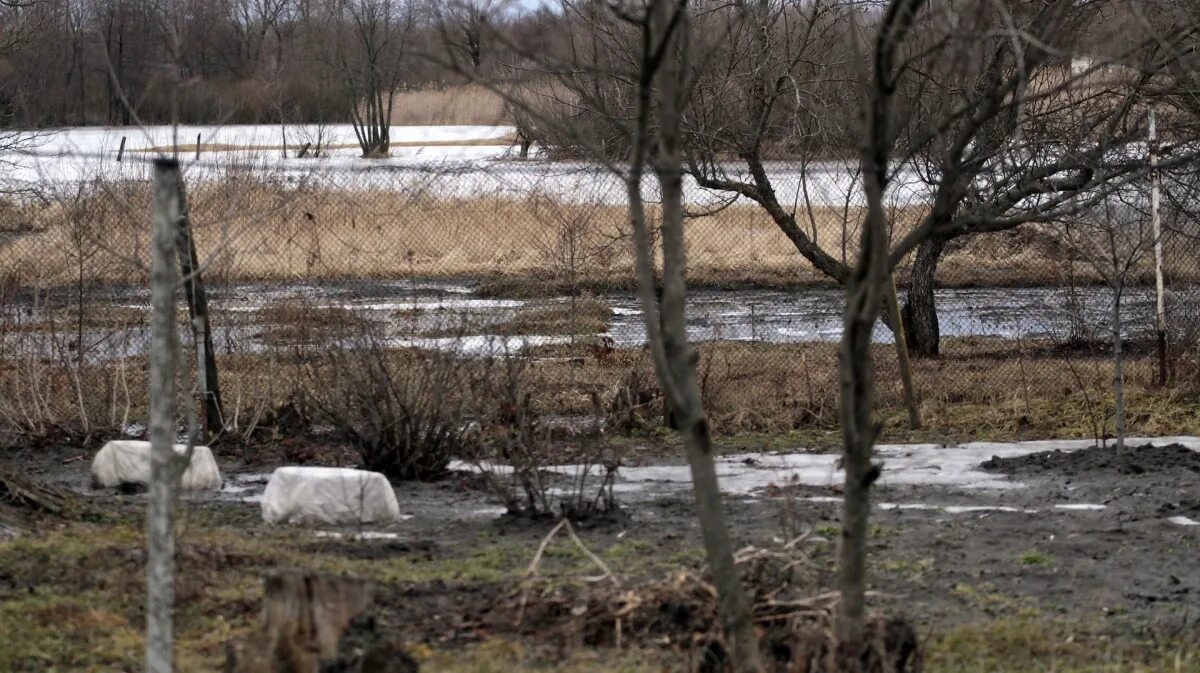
[2, 441, 1199, 672]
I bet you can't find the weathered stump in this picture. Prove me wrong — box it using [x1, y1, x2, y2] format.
[225, 571, 392, 673]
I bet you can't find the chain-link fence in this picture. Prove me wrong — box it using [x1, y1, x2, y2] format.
[2, 151, 1199, 446]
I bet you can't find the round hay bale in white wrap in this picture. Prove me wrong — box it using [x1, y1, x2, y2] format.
[90, 440, 221, 491]
[261, 467, 401, 525]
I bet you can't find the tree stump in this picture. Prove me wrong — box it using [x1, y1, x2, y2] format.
[225, 571, 375, 673]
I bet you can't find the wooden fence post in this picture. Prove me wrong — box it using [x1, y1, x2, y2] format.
[887, 275, 922, 430]
[169, 169, 224, 437]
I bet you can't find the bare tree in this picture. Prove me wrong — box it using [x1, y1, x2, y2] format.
[434, 0, 509, 74]
[326, 0, 413, 156]
[1061, 190, 1157, 452]
[832, 1, 918, 661]
[624, 6, 761, 669]
[656, 0, 1200, 357]
[831, 0, 1200, 654]
[145, 159, 197, 673]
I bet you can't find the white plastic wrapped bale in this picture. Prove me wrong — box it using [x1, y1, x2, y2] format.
[91, 440, 222, 491]
[261, 467, 401, 525]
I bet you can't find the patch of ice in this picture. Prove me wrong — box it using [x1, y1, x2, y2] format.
[121, 423, 146, 438]
[449, 438, 1200, 503]
[942, 505, 1035, 514]
[1054, 504, 1107, 511]
[230, 473, 273, 484]
[611, 307, 643, 316]
[220, 484, 257, 494]
[877, 503, 941, 511]
[362, 299, 524, 312]
[1167, 516, 1200, 527]
[388, 334, 572, 356]
[313, 529, 410, 540]
[468, 506, 509, 519]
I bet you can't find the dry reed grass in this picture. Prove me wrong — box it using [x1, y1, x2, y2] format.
[5, 180, 1187, 293]
[389, 84, 509, 126]
[134, 137, 515, 155]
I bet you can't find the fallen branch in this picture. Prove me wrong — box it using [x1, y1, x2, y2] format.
[0, 465, 83, 518]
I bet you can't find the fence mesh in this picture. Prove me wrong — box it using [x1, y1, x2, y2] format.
[2, 146, 1199, 446]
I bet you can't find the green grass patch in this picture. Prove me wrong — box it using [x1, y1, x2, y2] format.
[1020, 549, 1052, 566]
[925, 618, 1199, 673]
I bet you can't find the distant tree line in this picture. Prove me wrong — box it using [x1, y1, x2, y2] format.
[0, 0, 565, 126]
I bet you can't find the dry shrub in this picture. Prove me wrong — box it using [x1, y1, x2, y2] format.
[605, 359, 664, 433]
[299, 331, 473, 481]
[465, 352, 621, 521]
[0, 312, 149, 448]
[504, 535, 920, 673]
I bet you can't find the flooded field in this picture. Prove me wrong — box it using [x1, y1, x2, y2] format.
[4, 279, 1196, 362]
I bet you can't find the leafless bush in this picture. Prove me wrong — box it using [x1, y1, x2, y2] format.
[301, 328, 473, 481]
[467, 350, 620, 521]
[605, 359, 662, 433]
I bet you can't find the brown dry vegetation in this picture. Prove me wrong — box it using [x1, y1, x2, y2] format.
[389, 84, 509, 126]
[2, 330, 1197, 450]
[3, 181, 1191, 293]
[491, 298, 613, 336]
[132, 137, 516, 154]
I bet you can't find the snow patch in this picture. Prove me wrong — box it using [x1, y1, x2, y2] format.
[312, 529, 411, 541]
[388, 334, 572, 356]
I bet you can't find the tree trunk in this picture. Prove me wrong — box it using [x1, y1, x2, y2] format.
[146, 159, 182, 673]
[655, 285, 679, 430]
[622, 3, 761, 667]
[658, 168, 759, 673]
[837, 0, 920, 660]
[901, 236, 946, 357]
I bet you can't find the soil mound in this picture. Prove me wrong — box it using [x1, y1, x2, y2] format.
[980, 443, 1200, 477]
[1157, 499, 1200, 517]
